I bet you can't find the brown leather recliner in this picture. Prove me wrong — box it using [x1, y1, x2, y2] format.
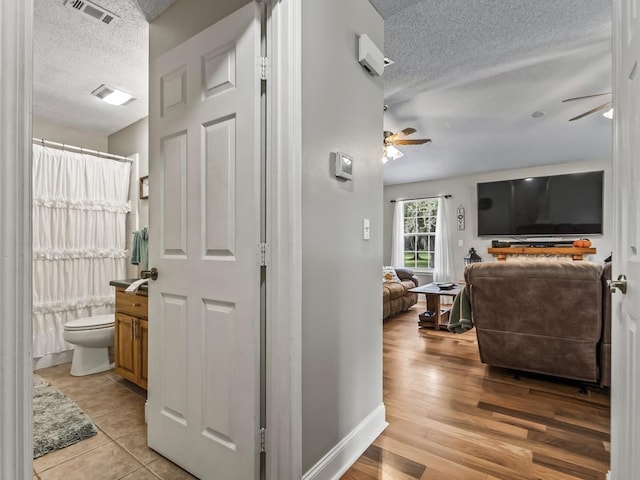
[465, 261, 611, 386]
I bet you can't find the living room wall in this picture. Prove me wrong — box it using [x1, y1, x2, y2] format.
[383, 158, 613, 284]
[301, 0, 385, 474]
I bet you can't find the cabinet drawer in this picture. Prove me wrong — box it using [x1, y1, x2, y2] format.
[115, 290, 148, 318]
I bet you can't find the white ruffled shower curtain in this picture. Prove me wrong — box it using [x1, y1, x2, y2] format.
[32, 144, 131, 358]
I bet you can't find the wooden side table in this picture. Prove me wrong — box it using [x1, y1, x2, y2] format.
[408, 283, 463, 330]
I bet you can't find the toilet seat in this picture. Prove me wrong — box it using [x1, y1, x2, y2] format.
[64, 314, 114, 331]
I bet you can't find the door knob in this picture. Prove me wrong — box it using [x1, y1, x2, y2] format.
[607, 274, 627, 294]
[141, 267, 158, 281]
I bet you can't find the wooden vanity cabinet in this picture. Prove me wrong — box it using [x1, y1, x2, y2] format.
[114, 288, 148, 389]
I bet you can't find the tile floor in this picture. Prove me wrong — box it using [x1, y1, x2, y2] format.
[34, 364, 196, 480]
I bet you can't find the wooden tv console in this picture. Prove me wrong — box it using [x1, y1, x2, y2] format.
[487, 247, 596, 261]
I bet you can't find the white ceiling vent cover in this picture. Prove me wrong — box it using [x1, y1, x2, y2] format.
[64, 0, 119, 25]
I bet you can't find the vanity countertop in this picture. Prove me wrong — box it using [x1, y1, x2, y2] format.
[109, 279, 149, 292]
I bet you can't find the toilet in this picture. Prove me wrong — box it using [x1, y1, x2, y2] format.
[63, 314, 115, 376]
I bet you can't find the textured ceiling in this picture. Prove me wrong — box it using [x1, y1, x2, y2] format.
[134, 0, 175, 21]
[372, 0, 612, 184]
[34, 0, 612, 184]
[33, 0, 174, 136]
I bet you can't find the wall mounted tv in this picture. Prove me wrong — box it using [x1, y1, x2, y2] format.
[477, 171, 604, 237]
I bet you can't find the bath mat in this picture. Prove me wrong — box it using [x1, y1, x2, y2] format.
[32, 374, 98, 459]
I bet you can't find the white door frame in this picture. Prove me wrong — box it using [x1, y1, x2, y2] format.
[610, 0, 640, 477]
[0, 0, 34, 478]
[0, 0, 303, 478]
[263, 0, 302, 478]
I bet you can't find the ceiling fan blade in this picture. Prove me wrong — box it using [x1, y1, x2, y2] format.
[385, 127, 416, 143]
[568, 101, 613, 121]
[400, 127, 417, 136]
[394, 138, 432, 145]
[562, 92, 611, 103]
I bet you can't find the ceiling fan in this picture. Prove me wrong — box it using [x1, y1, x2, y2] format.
[384, 127, 431, 146]
[562, 92, 612, 121]
[382, 128, 431, 162]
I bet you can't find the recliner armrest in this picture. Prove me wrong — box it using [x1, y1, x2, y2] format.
[394, 268, 419, 288]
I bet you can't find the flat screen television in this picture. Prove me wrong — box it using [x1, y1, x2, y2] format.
[477, 171, 604, 237]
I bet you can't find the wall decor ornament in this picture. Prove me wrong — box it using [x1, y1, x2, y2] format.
[457, 205, 465, 230]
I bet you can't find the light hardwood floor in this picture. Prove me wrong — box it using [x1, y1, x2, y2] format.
[342, 299, 611, 480]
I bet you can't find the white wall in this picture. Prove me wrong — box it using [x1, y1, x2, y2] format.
[301, 0, 385, 473]
[384, 158, 613, 284]
[109, 117, 149, 278]
[33, 115, 108, 151]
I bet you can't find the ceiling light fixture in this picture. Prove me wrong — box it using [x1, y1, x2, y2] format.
[382, 145, 403, 163]
[91, 84, 136, 106]
[602, 108, 614, 119]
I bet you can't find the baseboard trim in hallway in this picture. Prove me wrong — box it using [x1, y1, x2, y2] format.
[302, 403, 387, 480]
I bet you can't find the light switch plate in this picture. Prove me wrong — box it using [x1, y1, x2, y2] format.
[363, 218, 370, 240]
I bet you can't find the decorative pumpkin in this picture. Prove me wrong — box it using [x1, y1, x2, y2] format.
[573, 239, 592, 248]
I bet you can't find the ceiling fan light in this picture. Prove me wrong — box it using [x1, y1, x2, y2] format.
[603, 108, 614, 119]
[383, 145, 403, 163]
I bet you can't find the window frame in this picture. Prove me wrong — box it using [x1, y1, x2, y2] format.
[401, 198, 439, 272]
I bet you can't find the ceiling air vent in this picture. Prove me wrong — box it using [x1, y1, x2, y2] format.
[64, 0, 119, 25]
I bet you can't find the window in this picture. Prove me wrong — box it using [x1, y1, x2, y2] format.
[403, 199, 438, 270]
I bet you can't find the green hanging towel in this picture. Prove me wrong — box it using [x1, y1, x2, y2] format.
[131, 227, 149, 270]
[448, 285, 473, 333]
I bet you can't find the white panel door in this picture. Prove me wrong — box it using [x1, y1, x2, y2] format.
[612, 0, 640, 478]
[148, 4, 261, 479]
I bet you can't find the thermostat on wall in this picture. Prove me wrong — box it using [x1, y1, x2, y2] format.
[334, 152, 353, 180]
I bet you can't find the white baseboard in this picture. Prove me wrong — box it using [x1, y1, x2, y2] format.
[302, 403, 387, 480]
[33, 350, 73, 371]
